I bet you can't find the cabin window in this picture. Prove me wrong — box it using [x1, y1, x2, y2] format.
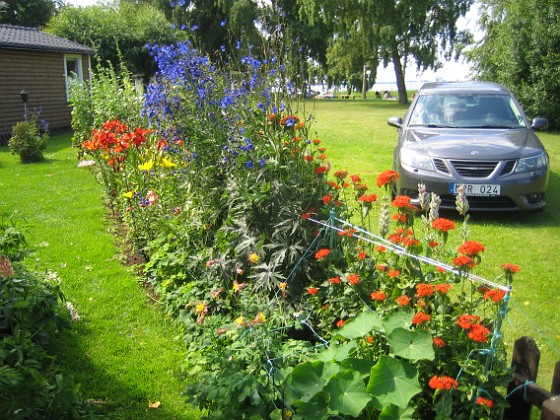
[64, 55, 83, 100]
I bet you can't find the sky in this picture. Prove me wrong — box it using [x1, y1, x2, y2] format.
[64, 0, 481, 85]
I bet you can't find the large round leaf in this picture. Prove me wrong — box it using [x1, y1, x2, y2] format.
[324, 370, 373, 417]
[336, 311, 384, 339]
[286, 360, 339, 403]
[387, 328, 435, 362]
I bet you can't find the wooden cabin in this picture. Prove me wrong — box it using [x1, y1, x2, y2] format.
[0, 24, 93, 145]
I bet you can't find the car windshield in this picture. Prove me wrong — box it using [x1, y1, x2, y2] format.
[408, 93, 527, 129]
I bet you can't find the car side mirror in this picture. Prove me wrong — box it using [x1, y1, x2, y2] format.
[531, 117, 548, 131]
[388, 116, 403, 128]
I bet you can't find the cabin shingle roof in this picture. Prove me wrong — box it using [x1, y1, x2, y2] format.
[0, 24, 93, 54]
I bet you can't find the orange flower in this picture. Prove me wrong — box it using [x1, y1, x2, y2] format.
[477, 397, 494, 408]
[375, 245, 387, 253]
[391, 195, 412, 209]
[301, 212, 311, 220]
[458, 240, 485, 257]
[336, 319, 346, 328]
[501, 263, 520, 274]
[307, 287, 319, 295]
[429, 375, 458, 391]
[347, 273, 360, 285]
[432, 218, 456, 233]
[433, 337, 446, 348]
[315, 248, 331, 260]
[435, 283, 452, 294]
[349, 174, 361, 184]
[376, 170, 400, 187]
[315, 165, 329, 175]
[484, 288, 506, 302]
[358, 193, 378, 203]
[456, 314, 481, 330]
[453, 255, 475, 269]
[328, 276, 341, 285]
[304, 155, 314, 162]
[416, 283, 434, 297]
[334, 170, 348, 180]
[468, 323, 490, 343]
[396, 295, 411, 306]
[412, 311, 431, 325]
[322, 194, 333, 205]
[388, 269, 400, 278]
[370, 291, 387, 301]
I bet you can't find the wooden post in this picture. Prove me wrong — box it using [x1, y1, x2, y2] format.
[542, 396, 560, 420]
[505, 337, 541, 420]
[551, 362, 560, 395]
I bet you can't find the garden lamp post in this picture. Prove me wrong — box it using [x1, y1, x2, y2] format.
[20, 89, 28, 120]
[362, 67, 371, 99]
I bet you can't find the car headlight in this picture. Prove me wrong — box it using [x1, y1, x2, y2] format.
[515, 152, 548, 173]
[400, 149, 435, 172]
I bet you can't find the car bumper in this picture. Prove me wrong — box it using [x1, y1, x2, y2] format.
[395, 164, 549, 211]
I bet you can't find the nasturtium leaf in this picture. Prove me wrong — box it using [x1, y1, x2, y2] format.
[379, 403, 415, 419]
[383, 309, 414, 335]
[324, 370, 372, 417]
[367, 355, 421, 409]
[315, 341, 357, 362]
[336, 311, 383, 339]
[387, 328, 435, 362]
[286, 361, 339, 403]
[340, 358, 376, 380]
[293, 391, 329, 419]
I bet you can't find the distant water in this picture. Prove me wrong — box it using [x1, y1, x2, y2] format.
[370, 80, 430, 92]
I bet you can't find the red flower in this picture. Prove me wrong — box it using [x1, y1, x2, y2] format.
[375, 245, 387, 253]
[468, 323, 490, 343]
[416, 283, 434, 297]
[338, 228, 356, 237]
[456, 314, 481, 330]
[388, 269, 400, 278]
[329, 276, 341, 284]
[376, 170, 400, 187]
[357, 251, 367, 260]
[391, 195, 412, 209]
[334, 170, 348, 180]
[433, 337, 446, 348]
[458, 240, 485, 257]
[336, 319, 346, 328]
[477, 397, 494, 408]
[307, 287, 319, 295]
[322, 195, 333, 205]
[432, 218, 456, 233]
[312, 138, 321, 145]
[347, 273, 360, 285]
[429, 375, 458, 391]
[370, 291, 387, 301]
[350, 174, 361, 184]
[315, 248, 331, 260]
[435, 283, 452, 294]
[396, 295, 411, 306]
[304, 155, 314, 162]
[429, 240, 439, 248]
[301, 212, 311, 220]
[484, 288, 506, 302]
[315, 165, 329, 175]
[501, 263, 520, 274]
[412, 311, 431, 325]
[453, 255, 475, 269]
[358, 193, 378, 203]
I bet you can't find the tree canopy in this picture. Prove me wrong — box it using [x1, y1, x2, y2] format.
[469, 0, 560, 127]
[0, 0, 56, 27]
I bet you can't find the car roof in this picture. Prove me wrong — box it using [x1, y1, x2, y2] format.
[417, 81, 511, 95]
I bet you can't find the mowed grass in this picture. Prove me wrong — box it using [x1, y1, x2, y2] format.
[310, 98, 560, 386]
[0, 134, 200, 419]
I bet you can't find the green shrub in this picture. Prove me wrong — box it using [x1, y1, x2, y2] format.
[8, 119, 49, 163]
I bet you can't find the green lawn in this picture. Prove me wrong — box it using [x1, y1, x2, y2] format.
[0, 134, 200, 419]
[310, 98, 560, 388]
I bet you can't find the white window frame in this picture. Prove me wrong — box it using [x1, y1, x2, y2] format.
[64, 54, 84, 101]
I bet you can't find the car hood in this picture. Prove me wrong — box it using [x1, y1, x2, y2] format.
[402, 128, 545, 160]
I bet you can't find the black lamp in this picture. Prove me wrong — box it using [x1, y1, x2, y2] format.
[20, 89, 28, 120]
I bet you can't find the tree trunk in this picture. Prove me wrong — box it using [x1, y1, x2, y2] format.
[391, 44, 409, 105]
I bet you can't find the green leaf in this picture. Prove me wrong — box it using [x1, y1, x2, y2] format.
[366, 355, 421, 409]
[336, 311, 383, 339]
[379, 403, 415, 419]
[293, 391, 329, 419]
[324, 370, 372, 417]
[387, 328, 435, 362]
[286, 361, 339, 403]
[383, 309, 413, 335]
[315, 341, 357, 362]
[340, 358, 375, 380]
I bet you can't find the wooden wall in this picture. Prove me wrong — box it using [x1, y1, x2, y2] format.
[0, 49, 90, 144]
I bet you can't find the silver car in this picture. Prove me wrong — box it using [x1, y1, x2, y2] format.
[388, 81, 549, 211]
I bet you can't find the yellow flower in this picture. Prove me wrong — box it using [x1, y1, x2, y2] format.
[253, 312, 266, 324]
[248, 253, 260, 264]
[159, 157, 177, 168]
[235, 316, 245, 326]
[122, 190, 136, 199]
[138, 160, 154, 171]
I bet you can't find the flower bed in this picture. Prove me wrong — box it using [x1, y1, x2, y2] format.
[73, 39, 519, 419]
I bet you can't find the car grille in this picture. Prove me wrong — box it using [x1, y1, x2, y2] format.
[439, 194, 517, 210]
[449, 160, 498, 178]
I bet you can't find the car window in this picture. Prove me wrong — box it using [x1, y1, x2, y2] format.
[408, 93, 527, 128]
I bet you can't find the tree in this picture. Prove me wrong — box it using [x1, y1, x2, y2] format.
[45, 2, 179, 81]
[469, 0, 560, 127]
[0, 0, 56, 27]
[298, 0, 474, 103]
